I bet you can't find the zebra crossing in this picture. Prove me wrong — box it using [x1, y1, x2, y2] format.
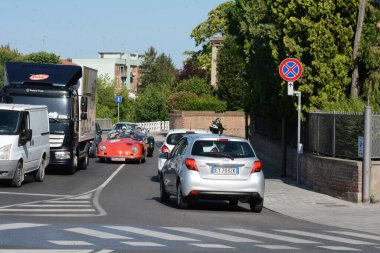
[0, 223, 379, 252]
[0, 191, 105, 217]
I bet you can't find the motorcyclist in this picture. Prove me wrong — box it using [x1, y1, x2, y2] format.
[209, 117, 226, 135]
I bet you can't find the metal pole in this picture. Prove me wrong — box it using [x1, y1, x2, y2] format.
[118, 102, 120, 123]
[363, 105, 372, 203]
[294, 91, 302, 184]
[332, 111, 336, 157]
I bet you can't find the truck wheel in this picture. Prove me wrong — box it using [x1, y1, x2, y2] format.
[34, 157, 46, 182]
[80, 149, 89, 170]
[69, 154, 78, 175]
[12, 161, 24, 187]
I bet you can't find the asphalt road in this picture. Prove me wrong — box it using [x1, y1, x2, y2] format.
[0, 147, 378, 252]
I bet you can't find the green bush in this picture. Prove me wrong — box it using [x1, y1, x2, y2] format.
[191, 95, 227, 112]
[175, 76, 213, 96]
[167, 91, 198, 111]
[321, 96, 366, 113]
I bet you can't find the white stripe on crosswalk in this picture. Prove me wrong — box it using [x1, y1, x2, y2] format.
[71, 194, 92, 200]
[163, 227, 260, 243]
[66, 227, 132, 239]
[256, 245, 300, 250]
[317, 246, 360, 251]
[0, 223, 47, 230]
[48, 241, 93, 246]
[328, 231, 380, 241]
[122, 242, 166, 247]
[106, 226, 198, 241]
[46, 201, 91, 204]
[189, 243, 234, 249]
[276, 230, 375, 245]
[221, 228, 319, 244]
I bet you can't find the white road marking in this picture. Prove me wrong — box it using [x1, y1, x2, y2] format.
[45, 201, 91, 204]
[317, 246, 361, 251]
[106, 226, 197, 241]
[65, 227, 132, 239]
[328, 231, 380, 241]
[0, 223, 47, 230]
[0, 192, 68, 197]
[48, 241, 93, 246]
[221, 228, 319, 244]
[71, 194, 92, 200]
[189, 243, 234, 249]
[276, 230, 375, 245]
[121, 242, 166, 247]
[163, 227, 259, 243]
[256, 245, 300, 250]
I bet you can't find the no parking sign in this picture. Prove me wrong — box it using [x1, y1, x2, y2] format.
[279, 58, 303, 95]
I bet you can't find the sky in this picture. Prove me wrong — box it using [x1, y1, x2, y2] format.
[1, 0, 226, 68]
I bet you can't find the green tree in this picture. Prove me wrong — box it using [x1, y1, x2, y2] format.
[133, 84, 170, 122]
[0, 45, 24, 87]
[216, 35, 247, 111]
[175, 76, 212, 96]
[25, 51, 60, 64]
[140, 47, 176, 89]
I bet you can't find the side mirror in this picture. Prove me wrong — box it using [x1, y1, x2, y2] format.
[19, 129, 32, 146]
[159, 152, 169, 160]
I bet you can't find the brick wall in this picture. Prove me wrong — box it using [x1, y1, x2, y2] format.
[169, 110, 246, 138]
[250, 133, 380, 203]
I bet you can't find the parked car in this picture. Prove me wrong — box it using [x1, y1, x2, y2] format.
[89, 122, 102, 157]
[97, 130, 147, 163]
[159, 133, 264, 212]
[157, 129, 208, 178]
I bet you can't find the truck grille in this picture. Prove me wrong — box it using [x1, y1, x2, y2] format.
[50, 134, 65, 148]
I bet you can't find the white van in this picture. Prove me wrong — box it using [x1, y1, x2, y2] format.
[0, 104, 50, 187]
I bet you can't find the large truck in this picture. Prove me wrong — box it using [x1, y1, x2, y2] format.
[1, 62, 97, 174]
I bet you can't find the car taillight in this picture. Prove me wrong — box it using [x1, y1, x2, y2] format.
[185, 158, 199, 171]
[251, 161, 262, 173]
[161, 145, 170, 153]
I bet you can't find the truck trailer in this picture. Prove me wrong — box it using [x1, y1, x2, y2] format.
[1, 62, 97, 174]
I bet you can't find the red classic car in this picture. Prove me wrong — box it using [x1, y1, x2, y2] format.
[97, 130, 147, 163]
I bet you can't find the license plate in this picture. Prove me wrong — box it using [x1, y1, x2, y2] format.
[211, 167, 239, 175]
[111, 157, 125, 161]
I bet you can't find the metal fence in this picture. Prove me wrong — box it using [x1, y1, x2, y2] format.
[304, 111, 380, 159]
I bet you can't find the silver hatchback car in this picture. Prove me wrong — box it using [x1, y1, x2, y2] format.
[159, 134, 265, 212]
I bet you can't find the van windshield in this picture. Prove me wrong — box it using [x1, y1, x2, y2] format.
[0, 110, 21, 135]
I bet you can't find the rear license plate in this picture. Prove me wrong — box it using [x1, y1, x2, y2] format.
[211, 167, 239, 175]
[111, 157, 125, 161]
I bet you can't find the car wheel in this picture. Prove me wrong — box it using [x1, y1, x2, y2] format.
[99, 157, 105, 163]
[229, 199, 239, 207]
[250, 197, 264, 213]
[34, 157, 46, 182]
[176, 182, 188, 209]
[12, 161, 24, 187]
[160, 179, 170, 203]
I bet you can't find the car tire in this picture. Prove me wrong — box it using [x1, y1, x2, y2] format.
[34, 157, 46, 182]
[176, 182, 188, 209]
[229, 199, 239, 207]
[12, 161, 23, 187]
[250, 197, 264, 213]
[160, 179, 170, 203]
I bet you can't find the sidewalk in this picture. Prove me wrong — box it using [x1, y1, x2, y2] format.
[262, 158, 380, 235]
[152, 132, 380, 235]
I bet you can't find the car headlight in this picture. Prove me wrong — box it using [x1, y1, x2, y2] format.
[0, 144, 12, 160]
[100, 145, 107, 151]
[132, 146, 139, 153]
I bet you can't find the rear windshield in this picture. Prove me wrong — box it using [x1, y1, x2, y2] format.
[166, 133, 186, 145]
[191, 140, 255, 158]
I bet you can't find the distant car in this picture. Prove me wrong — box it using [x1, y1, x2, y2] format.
[89, 122, 102, 157]
[113, 122, 138, 132]
[157, 129, 208, 178]
[97, 130, 147, 163]
[159, 134, 264, 212]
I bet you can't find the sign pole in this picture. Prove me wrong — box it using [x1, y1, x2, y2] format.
[294, 91, 302, 184]
[118, 102, 120, 123]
